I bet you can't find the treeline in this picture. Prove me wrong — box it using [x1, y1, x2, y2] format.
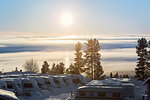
[24, 39, 104, 80]
[109, 72, 129, 78]
[135, 38, 150, 81]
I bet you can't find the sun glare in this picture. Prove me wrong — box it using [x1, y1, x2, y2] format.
[65, 57, 70, 68]
[60, 12, 73, 27]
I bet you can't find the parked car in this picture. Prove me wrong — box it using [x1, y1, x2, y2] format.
[40, 76, 57, 89]
[107, 78, 135, 98]
[0, 80, 7, 90]
[67, 85, 123, 100]
[27, 76, 47, 90]
[3, 78, 23, 96]
[86, 79, 135, 99]
[121, 82, 134, 98]
[52, 76, 66, 88]
[61, 76, 74, 86]
[68, 75, 85, 85]
[2, 78, 23, 96]
[21, 78, 40, 96]
[0, 88, 19, 100]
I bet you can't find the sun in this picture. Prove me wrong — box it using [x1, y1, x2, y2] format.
[60, 12, 73, 27]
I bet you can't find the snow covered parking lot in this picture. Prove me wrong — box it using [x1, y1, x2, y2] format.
[0, 72, 144, 100]
[44, 93, 71, 100]
[19, 78, 143, 100]
[19, 85, 80, 100]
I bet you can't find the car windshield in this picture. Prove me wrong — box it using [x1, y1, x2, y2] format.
[45, 81, 51, 85]
[72, 79, 80, 85]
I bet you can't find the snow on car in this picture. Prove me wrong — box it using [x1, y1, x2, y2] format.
[67, 85, 123, 100]
[0, 80, 7, 91]
[20, 78, 41, 96]
[0, 72, 143, 100]
[60, 76, 74, 86]
[106, 78, 135, 98]
[52, 76, 66, 88]
[2, 78, 23, 96]
[86, 79, 135, 98]
[39, 76, 57, 91]
[68, 75, 85, 86]
[0, 88, 19, 100]
[27, 76, 47, 90]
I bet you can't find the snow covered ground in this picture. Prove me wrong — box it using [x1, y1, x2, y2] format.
[17, 78, 144, 100]
[18, 85, 80, 100]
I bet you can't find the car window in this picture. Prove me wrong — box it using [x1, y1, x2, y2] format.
[98, 92, 105, 97]
[7, 84, 13, 89]
[0, 96, 6, 100]
[72, 79, 80, 84]
[113, 92, 121, 97]
[45, 81, 51, 85]
[89, 91, 94, 96]
[23, 83, 33, 88]
[54, 79, 60, 85]
[79, 91, 86, 96]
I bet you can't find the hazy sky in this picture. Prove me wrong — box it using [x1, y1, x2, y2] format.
[0, 0, 150, 36]
[0, 0, 150, 73]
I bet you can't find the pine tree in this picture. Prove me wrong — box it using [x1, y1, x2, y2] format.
[126, 74, 129, 78]
[50, 63, 57, 75]
[66, 63, 78, 74]
[74, 42, 84, 74]
[120, 75, 122, 78]
[50, 62, 65, 75]
[135, 38, 148, 80]
[94, 61, 104, 79]
[114, 72, 119, 78]
[110, 72, 113, 78]
[84, 39, 103, 79]
[145, 40, 150, 79]
[58, 62, 65, 74]
[41, 61, 50, 74]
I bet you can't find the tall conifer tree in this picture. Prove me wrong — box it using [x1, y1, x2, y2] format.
[41, 61, 50, 74]
[84, 39, 103, 79]
[74, 42, 84, 74]
[50, 63, 57, 75]
[135, 38, 147, 80]
[145, 40, 150, 79]
[50, 62, 65, 75]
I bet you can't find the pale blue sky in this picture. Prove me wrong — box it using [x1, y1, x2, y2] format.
[0, 0, 150, 72]
[0, 0, 150, 36]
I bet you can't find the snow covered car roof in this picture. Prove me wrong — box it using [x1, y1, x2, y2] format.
[0, 89, 19, 100]
[0, 80, 7, 89]
[2, 78, 20, 81]
[78, 85, 123, 90]
[86, 80, 121, 86]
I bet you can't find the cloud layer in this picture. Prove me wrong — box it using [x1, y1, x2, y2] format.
[0, 34, 149, 72]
